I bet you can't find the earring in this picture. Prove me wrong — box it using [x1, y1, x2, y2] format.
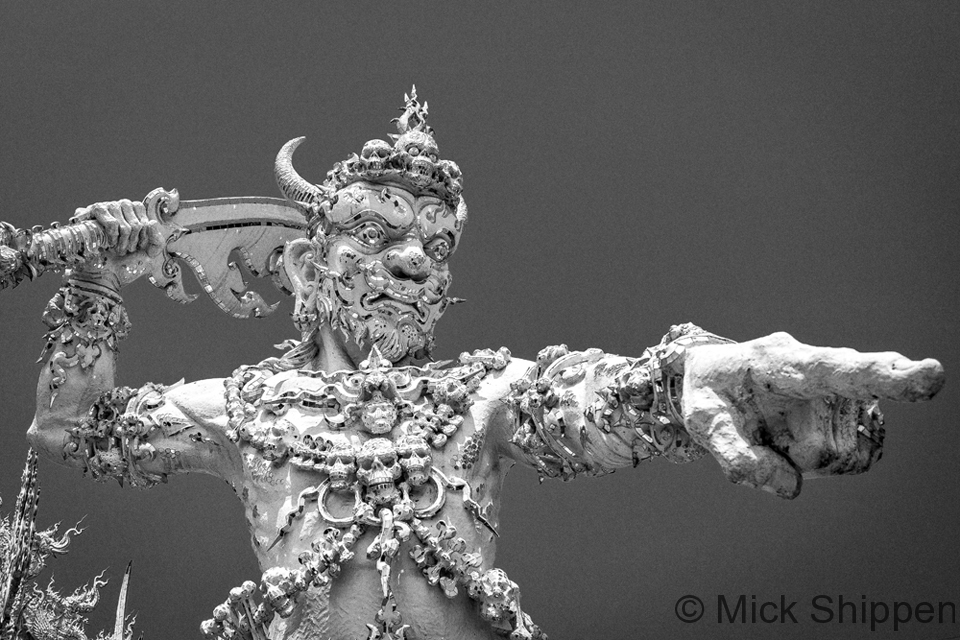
[292, 290, 319, 335]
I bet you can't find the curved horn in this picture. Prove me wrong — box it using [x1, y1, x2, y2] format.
[275, 137, 325, 212]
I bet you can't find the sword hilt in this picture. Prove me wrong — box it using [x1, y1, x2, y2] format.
[0, 188, 180, 290]
[0, 220, 107, 288]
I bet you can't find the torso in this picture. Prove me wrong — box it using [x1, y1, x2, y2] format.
[223, 348, 533, 640]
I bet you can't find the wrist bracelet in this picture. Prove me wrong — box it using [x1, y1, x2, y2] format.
[65, 271, 123, 301]
[628, 323, 735, 463]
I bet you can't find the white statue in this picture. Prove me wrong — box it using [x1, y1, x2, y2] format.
[6, 89, 944, 640]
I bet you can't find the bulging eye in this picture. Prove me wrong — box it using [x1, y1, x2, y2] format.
[407, 145, 421, 156]
[423, 236, 452, 262]
[349, 222, 388, 250]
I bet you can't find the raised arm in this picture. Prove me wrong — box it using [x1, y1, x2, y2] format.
[28, 199, 240, 486]
[488, 324, 945, 497]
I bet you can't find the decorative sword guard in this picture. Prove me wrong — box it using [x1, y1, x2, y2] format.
[139, 187, 198, 307]
[0, 189, 307, 319]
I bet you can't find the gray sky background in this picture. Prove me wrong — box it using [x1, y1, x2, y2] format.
[1, 4, 958, 639]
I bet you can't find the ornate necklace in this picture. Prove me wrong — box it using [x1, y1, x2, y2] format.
[217, 346, 545, 640]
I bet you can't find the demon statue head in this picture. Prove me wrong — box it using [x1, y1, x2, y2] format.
[277, 87, 467, 364]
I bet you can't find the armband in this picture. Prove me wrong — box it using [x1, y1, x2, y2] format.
[41, 273, 130, 405]
[63, 383, 174, 488]
[508, 324, 734, 479]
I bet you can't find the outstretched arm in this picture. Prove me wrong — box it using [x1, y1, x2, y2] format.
[489, 324, 944, 497]
[488, 337, 711, 481]
[28, 199, 240, 486]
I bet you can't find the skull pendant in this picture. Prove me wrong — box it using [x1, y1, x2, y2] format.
[356, 438, 403, 506]
[322, 442, 357, 492]
[397, 434, 432, 486]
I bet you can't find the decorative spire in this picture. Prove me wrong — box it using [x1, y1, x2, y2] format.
[391, 85, 433, 139]
[0, 449, 138, 639]
[0, 448, 40, 630]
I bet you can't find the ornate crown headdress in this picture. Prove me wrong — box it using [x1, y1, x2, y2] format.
[275, 87, 464, 235]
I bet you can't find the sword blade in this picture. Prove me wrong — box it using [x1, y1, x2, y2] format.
[1, 191, 308, 321]
[159, 196, 306, 319]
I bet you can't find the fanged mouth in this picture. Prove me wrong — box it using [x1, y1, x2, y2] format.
[364, 270, 422, 304]
[361, 292, 431, 320]
[359, 266, 446, 320]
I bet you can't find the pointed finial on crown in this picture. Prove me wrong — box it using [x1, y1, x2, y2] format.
[391, 85, 433, 139]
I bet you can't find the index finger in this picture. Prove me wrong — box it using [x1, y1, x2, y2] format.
[747, 333, 945, 402]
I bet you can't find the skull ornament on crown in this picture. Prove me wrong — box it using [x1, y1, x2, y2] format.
[277, 87, 468, 363]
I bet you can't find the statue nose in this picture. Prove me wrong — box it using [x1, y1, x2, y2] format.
[384, 244, 430, 282]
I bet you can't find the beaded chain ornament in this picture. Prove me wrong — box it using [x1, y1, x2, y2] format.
[206, 345, 546, 640]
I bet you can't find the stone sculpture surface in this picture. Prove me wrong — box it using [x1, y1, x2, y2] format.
[1, 89, 945, 639]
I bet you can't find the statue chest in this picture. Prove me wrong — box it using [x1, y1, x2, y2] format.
[235, 399, 469, 495]
[222, 349, 511, 541]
